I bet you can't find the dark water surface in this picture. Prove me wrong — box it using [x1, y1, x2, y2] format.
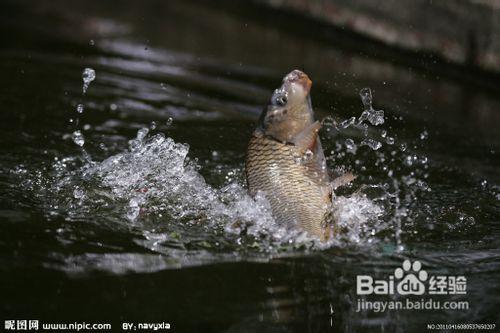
[1, 1, 499, 332]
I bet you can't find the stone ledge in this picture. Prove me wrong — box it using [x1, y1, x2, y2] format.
[256, 0, 500, 73]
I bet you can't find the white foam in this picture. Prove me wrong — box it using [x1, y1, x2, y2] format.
[77, 128, 385, 250]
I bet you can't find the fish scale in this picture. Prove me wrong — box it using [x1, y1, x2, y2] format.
[246, 133, 332, 239]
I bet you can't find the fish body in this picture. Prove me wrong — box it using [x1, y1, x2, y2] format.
[246, 130, 332, 239]
[245, 70, 334, 240]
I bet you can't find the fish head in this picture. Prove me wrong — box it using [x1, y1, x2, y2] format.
[258, 70, 314, 142]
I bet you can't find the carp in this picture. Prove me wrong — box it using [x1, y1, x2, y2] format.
[245, 70, 353, 241]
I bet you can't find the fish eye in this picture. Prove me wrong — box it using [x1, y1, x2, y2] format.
[274, 94, 288, 107]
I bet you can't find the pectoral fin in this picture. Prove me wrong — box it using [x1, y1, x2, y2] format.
[332, 172, 356, 190]
[292, 121, 322, 153]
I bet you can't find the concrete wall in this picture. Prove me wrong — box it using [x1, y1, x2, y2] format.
[258, 0, 500, 72]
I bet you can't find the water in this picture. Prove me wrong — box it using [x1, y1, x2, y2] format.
[71, 130, 85, 147]
[82, 68, 96, 94]
[0, 0, 499, 332]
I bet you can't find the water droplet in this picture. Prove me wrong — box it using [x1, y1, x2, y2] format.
[345, 138, 356, 151]
[367, 110, 384, 126]
[127, 198, 141, 221]
[381, 130, 387, 138]
[110, 103, 117, 111]
[386, 136, 395, 145]
[128, 139, 141, 151]
[358, 88, 384, 125]
[137, 128, 149, 141]
[361, 139, 382, 150]
[420, 130, 429, 140]
[82, 68, 96, 94]
[359, 88, 373, 109]
[166, 117, 173, 126]
[358, 111, 369, 123]
[73, 186, 85, 199]
[400, 143, 407, 152]
[150, 121, 157, 130]
[72, 130, 85, 147]
[337, 117, 355, 130]
[76, 103, 84, 114]
[302, 150, 314, 162]
[89, 39, 95, 46]
[361, 123, 369, 136]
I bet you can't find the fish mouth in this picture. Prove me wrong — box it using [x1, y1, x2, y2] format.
[283, 69, 312, 94]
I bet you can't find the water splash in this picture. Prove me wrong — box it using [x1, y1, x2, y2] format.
[79, 129, 298, 247]
[333, 194, 384, 244]
[327, 88, 387, 152]
[72, 130, 85, 147]
[76, 103, 85, 114]
[15, 79, 452, 262]
[361, 138, 382, 150]
[345, 138, 357, 153]
[19, 123, 395, 257]
[359, 88, 385, 126]
[321, 87, 442, 249]
[82, 68, 96, 94]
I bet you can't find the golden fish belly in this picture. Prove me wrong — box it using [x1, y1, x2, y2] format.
[245, 134, 331, 239]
